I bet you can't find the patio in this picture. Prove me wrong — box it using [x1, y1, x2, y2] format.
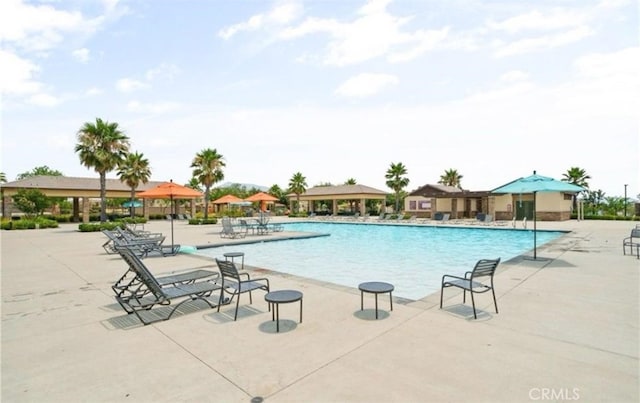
[1, 218, 638, 402]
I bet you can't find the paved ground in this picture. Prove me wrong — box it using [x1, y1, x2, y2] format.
[1, 217, 638, 402]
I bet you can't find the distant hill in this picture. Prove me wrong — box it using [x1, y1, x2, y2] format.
[216, 182, 269, 191]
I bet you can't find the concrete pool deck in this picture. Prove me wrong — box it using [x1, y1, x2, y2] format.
[1, 218, 638, 402]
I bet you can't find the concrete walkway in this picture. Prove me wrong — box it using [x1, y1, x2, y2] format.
[1, 218, 638, 402]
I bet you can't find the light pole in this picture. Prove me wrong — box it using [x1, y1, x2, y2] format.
[624, 184, 628, 217]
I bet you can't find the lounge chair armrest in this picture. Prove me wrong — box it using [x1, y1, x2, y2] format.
[442, 274, 466, 283]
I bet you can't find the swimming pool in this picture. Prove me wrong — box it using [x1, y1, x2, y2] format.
[196, 222, 566, 300]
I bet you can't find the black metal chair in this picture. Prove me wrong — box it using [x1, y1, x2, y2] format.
[623, 228, 640, 258]
[440, 258, 501, 319]
[215, 258, 270, 320]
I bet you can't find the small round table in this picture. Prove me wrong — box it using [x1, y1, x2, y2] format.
[359, 281, 394, 319]
[223, 252, 245, 270]
[264, 290, 303, 332]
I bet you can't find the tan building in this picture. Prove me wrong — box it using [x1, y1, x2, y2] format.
[0, 175, 198, 223]
[405, 183, 575, 221]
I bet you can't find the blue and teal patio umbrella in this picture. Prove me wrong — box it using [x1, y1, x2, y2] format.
[492, 171, 584, 260]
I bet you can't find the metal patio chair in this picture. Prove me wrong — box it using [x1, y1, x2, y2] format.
[440, 258, 501, 319]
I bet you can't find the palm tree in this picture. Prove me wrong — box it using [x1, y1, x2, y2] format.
[385, 162, 409, 213]
[438, 169, 463, 188]
[75, 118, 130, 222]
[117, 151, 151, 218]
[0, 172, 7, 183]
[288, 172, 307, 213]
[562, 167, 591, 211]
[191, 148, 225, 219]
[344, 178, 357, 212]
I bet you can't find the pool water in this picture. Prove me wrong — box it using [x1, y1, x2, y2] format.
[196, 222, 566, 300]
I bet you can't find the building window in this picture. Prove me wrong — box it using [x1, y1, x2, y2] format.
[409, 201, 417, 210]
[419, 200, 431, 210]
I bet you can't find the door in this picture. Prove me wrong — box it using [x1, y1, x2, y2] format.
[515, 200, 534, 220]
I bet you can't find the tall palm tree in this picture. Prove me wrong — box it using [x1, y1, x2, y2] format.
[438, 168, 463, 188]
[75, 118, 130, 222]
[0, 172, 7, 183]
[117, 151, 151, 218]
[288, 172, 307, 213]
[562, 167, 591, 211]
[344, 178, 357, 212]
[385, 162, 409, 213]
[191, 148, 225, 219]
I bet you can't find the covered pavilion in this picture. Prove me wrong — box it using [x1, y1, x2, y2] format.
[0, 175, 195, 223]
[288, 184, 387, 216]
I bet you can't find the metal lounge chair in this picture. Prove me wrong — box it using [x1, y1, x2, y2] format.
[440, 258, 501, 319]
[215, 258, 270, 321]
[220, 217, 248, 239]
[112, 260, 219, 306]
[114, 248, 222, 325]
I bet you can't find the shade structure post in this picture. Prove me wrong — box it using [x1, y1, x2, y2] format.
[533, 191, 537, 260]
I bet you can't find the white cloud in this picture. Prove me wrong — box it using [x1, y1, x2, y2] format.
[145, 63, 180, 81]
[72, 47, 90, 63]
[28, 93, 60, 107]
[126, 100, 181, 114]
[116, 78, 148, 93]
[335, 73, 399, 97]
[0, 49, 41, 95]
[494, 26, 593, 57]
[500, 70, 530, 82]
[218, 1, 302, 39]
[85, 87, 102, 96]
[488, 9, 588, 33]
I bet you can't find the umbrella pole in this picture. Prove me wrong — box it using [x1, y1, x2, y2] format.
[533, 191, 537, 260]
[171, 195, 175, 249]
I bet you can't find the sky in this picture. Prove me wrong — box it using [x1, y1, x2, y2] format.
[1, 0, 638, 198]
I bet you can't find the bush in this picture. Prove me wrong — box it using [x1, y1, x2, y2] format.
[78, 222, 123, 232]
[188, 218, 218, 225]
[1, 217, 58, 230]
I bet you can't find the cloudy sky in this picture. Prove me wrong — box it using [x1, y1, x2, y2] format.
[2, 0, 638, 197]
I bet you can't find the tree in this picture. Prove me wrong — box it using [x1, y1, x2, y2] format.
[17, 166, 63, 180]
[0, 172, 6, 182]
[438, 169, 463, 188]
[186, 177, 203, 192]
[191, 148, 225, 219]
[288, 172, 307, 213]
[117, 151, 151, 218]
[385, 162, 409, 213]
[75, 118, 130, 222]
[584, 189, 606, 215]
[12, 189, 52, 217]
[344, 178, 357, 212]
[562, 167, 591, 211]
[268, 184, 287, 206]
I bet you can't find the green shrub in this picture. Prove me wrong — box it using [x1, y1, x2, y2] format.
[188, 218, 218, 225]
[78, 222, 122, 232]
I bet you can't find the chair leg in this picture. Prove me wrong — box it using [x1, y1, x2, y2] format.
[470, 292, 477, 319]
[234, 293, 240, 321]
[491, 288, 498, 314]
[439, 287, 444, 309]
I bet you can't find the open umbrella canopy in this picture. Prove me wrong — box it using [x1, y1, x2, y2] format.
[492, 172, 584, 194]
[212, 194, 245, 204]
[245, 191, 278, 202]
[136, 180, 203, 251]
[492, 171, 584, 260]
[137, 181, 203, 199]
[245, 191, 279, 212]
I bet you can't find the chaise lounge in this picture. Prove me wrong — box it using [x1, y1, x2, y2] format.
[114, 248, 222, 325]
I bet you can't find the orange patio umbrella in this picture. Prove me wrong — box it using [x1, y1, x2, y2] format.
[212, 194, 247, 213]
[137, 180, 203, 250]
[245, 191, 279, 212]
